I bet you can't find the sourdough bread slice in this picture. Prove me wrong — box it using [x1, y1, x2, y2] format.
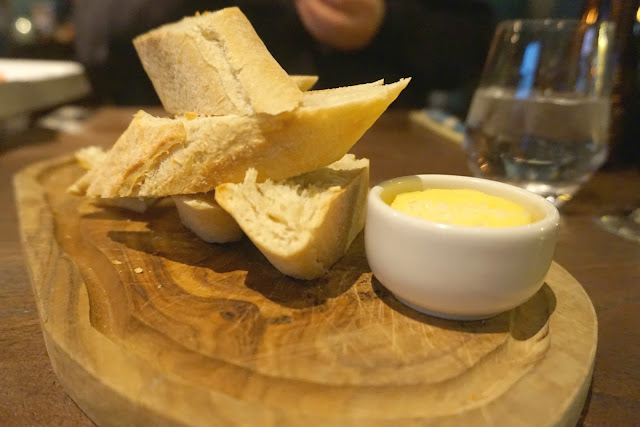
[80, 78, 408, 198]
[68, 145, 108, 195]
[133, 7, 302, 116]
[172, 193, 243, 243]
[69, 145, 155, 213]
[214, 154, 369, 280]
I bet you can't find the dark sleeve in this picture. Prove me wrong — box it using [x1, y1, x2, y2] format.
[311, 0, 497, 108]
[73, 0, 222, 105]
[236, 2, 317, 76]
[73, 0, 216, 67]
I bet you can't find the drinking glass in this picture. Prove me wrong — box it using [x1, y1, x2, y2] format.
[463, 19, 616, 207]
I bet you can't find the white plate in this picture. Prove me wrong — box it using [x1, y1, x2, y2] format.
[0, 58, 91, 118]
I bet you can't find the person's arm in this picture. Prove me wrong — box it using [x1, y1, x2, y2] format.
[376, 1, 495, 92]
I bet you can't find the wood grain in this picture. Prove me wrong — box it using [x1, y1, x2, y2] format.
[14, 153, 598, 426]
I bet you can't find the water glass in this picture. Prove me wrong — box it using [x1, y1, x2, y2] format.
[463, 19, 616, 206]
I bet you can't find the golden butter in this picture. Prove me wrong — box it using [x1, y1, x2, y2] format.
[390, 189, 532, 227]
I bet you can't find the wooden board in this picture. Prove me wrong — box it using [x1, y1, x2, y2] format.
[14, 155, 597, 427]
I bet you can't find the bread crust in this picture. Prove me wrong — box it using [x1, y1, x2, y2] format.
[79, 79, 408, 198]
[133, 7, 303, 116]
[68, 144, 156, 213]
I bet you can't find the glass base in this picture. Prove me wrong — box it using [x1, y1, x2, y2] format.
[518, 182, 580, 207]
[466, 164, 587, 208]
[595, 209, 640, 244]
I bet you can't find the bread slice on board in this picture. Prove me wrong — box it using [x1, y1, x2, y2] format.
[133, 7, 303, 116]
[74, 145, 108, 170]
[172, 193, 243, 243]
[69, 146, 155, 213]
[79, 78, 409, 198]
[215, 154, 369, 280]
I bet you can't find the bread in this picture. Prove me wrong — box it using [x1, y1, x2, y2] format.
[78, 78, 408, 198]
[214, 154, 369, 280]
[74, 148, 240, 236]
[172, 193, 243, 243]
[290, 75, 318, 91]
[67, 8, 408, 279]
[74, 145, 108, 170]
[68, 146, 107, 195]
[133, 7, 303, 116]
[69, 145, 155, 213]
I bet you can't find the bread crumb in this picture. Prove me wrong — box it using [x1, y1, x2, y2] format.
[134, 267, 144, 274]
[112, 260, 122, 265]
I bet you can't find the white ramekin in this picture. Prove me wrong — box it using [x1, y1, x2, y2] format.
[365, 174, 560, 320]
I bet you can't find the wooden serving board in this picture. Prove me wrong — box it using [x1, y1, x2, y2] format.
[14, 155, 597, 427]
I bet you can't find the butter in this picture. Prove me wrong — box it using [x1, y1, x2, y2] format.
[390, 189, 532, 227]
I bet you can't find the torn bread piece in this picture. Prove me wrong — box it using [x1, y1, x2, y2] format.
[69, 145, 157, 213]
[78, 78, 408, 198]
[215, 154, 369, 280]
[172, 193, 243, 243]
[74, 145, 108, 170]
[133, 7, 303, 116]
[290, 75, 319, 92]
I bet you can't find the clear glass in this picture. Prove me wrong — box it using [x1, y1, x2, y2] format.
[463, 19, 616, 207]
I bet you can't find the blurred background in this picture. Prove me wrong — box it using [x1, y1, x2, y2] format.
[0, 0, 638, 167]
[0, 0, 74, 60]
[0, 0, 588, 62]
[425, 0, 588, 115]
[0, 0, 591, 110]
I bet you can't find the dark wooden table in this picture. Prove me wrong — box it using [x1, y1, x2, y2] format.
[1, 107, 639, 425]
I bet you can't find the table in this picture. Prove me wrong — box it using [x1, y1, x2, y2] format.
[1, 107, 639, 425]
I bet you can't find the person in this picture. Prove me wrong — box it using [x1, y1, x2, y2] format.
[73, 0, 495, 109]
